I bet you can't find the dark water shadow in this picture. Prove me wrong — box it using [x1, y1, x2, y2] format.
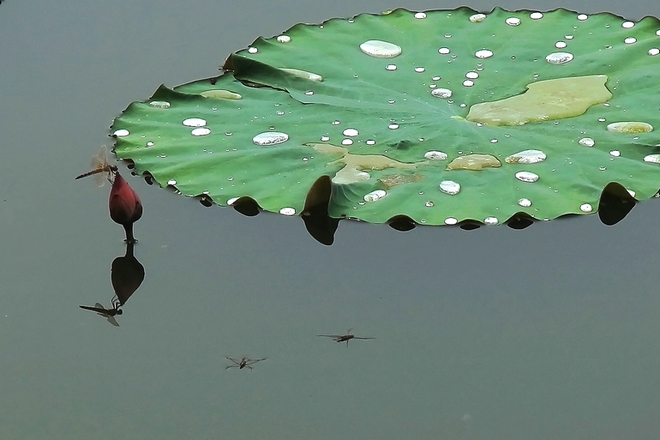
[166, 172, 647, 245]
[79, 241, 145, 326]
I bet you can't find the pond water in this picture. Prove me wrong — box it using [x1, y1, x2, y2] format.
[1, 0, 659, 439]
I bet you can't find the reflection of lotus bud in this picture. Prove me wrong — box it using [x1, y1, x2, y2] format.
[111, 242, 145, 306]
[109, 172, 143, 243]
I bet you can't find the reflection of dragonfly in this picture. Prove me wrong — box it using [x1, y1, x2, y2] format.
[225, 357, 266, 371]
[317, 329, 374, 347]
[75, 145, 118, 186]
[79, 302, 123, 327]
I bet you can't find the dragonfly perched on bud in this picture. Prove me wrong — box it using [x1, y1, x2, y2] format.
[75, 145, 117, 186]
[76, 145, 143, 242]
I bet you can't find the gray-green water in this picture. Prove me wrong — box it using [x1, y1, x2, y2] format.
[1, 1, 659, 438]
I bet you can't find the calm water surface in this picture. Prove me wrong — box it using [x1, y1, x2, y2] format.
[1, 0, 659, 439]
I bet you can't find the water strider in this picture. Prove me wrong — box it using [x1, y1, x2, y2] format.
[225, 357, 267, 371]
[317, 329, 374, 347]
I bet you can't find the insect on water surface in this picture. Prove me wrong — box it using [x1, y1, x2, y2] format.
[317, 329, 374, 347]
[79, 301, 123, 327]
[225, 357, 267, 371]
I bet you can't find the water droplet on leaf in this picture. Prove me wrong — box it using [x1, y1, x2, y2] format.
[253, 132, 289, 145]
[579, 137, 595, 147]
[447, 154, 501, 170]
[643, 154, 660, 164]
[515, 171, 540, 183]
[439, 180, 461, 195]
[364, 189, 387, 202]
[182, 118, 207, 127]
[359, 40, 402, 58]
[281, 68, 323, 82]
[191, 127, 211, 136]
[424, 151, 448, 160]
[505, 150, 547, 164]
[431, 88, 452, 98]
[607, 122, 653, 133]
[546, 52, 573, 64]
[149, 101, 171, 109]
[200, 90, 242, 100]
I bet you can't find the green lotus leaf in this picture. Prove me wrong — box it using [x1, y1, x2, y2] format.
[111, 7, 660, 226]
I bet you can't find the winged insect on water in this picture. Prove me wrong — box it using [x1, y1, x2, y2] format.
[79, 302, 123, 327]
[225, 356, 266, 371]
[317, 329, 374, 347]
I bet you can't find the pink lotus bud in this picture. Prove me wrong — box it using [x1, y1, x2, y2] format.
[109, 172, 143, 243]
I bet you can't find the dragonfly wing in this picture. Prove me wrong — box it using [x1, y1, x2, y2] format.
[79, 304, 107, 313]
[92, 146, 110, 186]
[93, 302, 110, 316]
[93, 170, 107, 187]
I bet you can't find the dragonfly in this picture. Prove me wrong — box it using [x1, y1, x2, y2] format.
[79, 301, 123, 327]
[317, 329, 374, 347]
[225, 356, 266, 371]
[75, 145, 118, 186]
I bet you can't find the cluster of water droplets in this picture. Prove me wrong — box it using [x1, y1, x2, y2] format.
[113, 8, 660, 225]
[313, 10, 658, 223]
